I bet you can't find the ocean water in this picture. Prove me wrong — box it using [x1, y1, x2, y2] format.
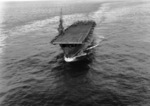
[0, 0, 150, 106]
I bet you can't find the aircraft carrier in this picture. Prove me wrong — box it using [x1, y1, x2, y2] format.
[51, 10, 96, 62]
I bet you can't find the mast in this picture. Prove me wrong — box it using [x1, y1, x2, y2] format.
[58, 8, 64, 35]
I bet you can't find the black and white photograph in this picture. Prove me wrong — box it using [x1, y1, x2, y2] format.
[0, 0, 150, 105]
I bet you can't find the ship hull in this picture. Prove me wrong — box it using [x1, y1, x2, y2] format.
[60, 44, 86, 62]
[60, 38, 96, 62]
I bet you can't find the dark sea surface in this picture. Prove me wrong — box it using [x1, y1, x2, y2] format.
[1, 1, 150, 106]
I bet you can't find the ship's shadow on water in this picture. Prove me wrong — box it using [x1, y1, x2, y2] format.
[50, 53, 123, 106]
